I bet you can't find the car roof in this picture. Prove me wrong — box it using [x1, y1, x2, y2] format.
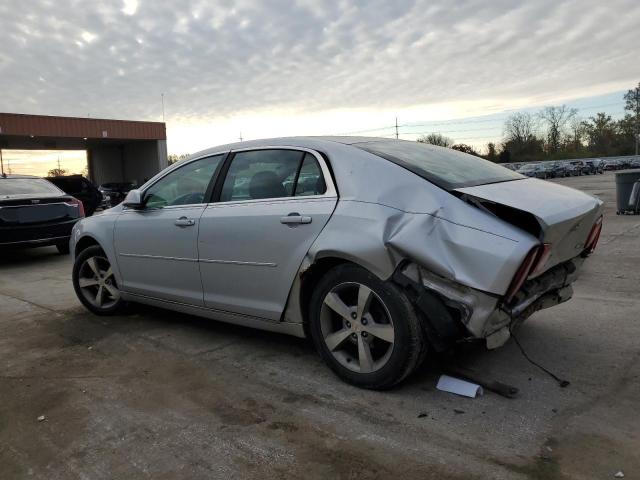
[190, 136, 404, 158]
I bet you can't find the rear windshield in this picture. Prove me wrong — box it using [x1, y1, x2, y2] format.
[0, 178, 63, 197]
[354, 140, 524, 190]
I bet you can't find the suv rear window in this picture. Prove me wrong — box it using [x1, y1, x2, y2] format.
[354, 140, 523, 190]
[0, 178, 63, 197]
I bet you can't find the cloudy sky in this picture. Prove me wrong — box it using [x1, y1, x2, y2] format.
[1, 0, 639, 173]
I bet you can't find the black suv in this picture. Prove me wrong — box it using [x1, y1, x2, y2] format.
[98, 182, 136, 208]
[47, 175, 103, 216]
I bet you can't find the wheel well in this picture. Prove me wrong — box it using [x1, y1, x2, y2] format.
[299, 257, 357, 331]
[74, 236, 100, 257]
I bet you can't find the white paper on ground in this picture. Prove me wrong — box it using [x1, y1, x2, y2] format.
[436, 375, 484, 398]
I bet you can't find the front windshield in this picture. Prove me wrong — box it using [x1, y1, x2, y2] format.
[355, 140, 524, 190]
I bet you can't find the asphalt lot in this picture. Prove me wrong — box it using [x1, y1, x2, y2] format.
[1, 172, 639, 479]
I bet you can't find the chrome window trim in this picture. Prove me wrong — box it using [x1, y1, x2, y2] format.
[121, 204, 206, 214]
[213, 145, 337, 205]
[205, 196, 335, 209]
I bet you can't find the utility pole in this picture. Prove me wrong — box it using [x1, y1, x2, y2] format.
[395, 117, 399, 139]
[161, 93, 165, 122]
[239, 132, 243, 142]
[0, 148, 4, 176]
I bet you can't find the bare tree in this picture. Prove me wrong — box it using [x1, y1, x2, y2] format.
[485, 142, 498, 162]
[47, 168, 67, 177]
[567, 116, 585, 152]
[502, 112, 544, 161]
[538, 105, 577, 154]
[504, 112, 537, 145]
[416, 133, 454, 148]
[451, 144, 480, 156]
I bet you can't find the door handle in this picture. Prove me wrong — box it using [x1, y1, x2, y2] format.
[175, 216, 196, 227]
[280, 212, 312, 225]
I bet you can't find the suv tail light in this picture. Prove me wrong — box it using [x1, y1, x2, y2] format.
[66, 197, 85, 218]
[583, 216, 602, 256]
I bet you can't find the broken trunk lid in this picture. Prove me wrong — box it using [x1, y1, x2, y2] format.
[454, 178, 603, 273]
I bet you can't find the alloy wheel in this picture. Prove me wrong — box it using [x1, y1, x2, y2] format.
[77, 255, 120, 309]
[319, 282, 395, 373]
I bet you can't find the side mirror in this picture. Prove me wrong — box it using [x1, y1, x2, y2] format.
[122, 189, 145, 209]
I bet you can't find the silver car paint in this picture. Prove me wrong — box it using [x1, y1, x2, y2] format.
[114, 204, 207, 305]
[455, 178, 603, 273]
[71, 137, 603, 343]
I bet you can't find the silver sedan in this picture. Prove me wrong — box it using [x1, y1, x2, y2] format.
[70, 137, 603, 389]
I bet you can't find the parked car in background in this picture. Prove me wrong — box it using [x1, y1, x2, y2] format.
[47, 175, 102, 216]
[70, 137, 603, 389]
[551, 162, 569, 177]
[540, 163, 556, 179]
[0, 174, 84, 254]
[517, 164, 539, 177]
[603, 160, 619, 171]
[567, 161, 584, 176]
[98, 182, 136, 208]
[582, 160, 603, 175]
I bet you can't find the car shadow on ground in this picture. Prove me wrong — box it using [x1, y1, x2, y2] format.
[0, 246, 65, 267]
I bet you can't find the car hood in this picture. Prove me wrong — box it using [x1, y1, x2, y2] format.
[454, 178, 603, 274]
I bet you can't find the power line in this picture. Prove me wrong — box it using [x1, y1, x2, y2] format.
[330, 101, 626, 138]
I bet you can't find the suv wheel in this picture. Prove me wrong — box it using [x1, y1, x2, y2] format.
[72, 245, 124, 315]
[309, 264, 426, 390]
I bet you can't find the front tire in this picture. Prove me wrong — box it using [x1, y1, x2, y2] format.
[72, 245, 124, 315]
[308, 264, 426, 390]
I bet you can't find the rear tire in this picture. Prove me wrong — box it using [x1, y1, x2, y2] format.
[73, 245, 125, 315]
[308, 264, 426, 390]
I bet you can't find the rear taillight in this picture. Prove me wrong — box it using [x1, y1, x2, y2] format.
[66, 197, 85, 218]
[505, 246, 540, 303]
[530, 243, 553, 276]
[583, 216, 602, 255]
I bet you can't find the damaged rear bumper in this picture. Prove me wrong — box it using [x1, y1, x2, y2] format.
[394, 257, 584, 350]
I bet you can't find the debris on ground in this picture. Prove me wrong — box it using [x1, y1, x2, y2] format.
[445, 367, 519, 398]
[37, 415, 45, 422]
[436, 375, 483, 398]
[614, 471, 625, 478]
[453, 409, 465, 415]
[417, 412, 427, 418]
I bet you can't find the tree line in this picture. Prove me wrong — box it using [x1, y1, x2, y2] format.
[418, 82, 640, 163]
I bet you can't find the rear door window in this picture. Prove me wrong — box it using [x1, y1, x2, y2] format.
[220, 149, 311, 201]
[294, 154, 326, 196]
